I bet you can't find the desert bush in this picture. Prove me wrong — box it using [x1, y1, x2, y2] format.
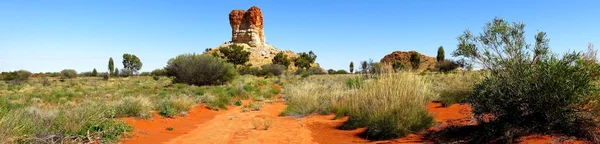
[294, 51, 317, 69]
[410, 51, 421, 69]
[78, 71, 94, 77]
[435, 60, 459, 73]
[425, 72, 481, 107]
[335, 70, 349, 74]
[60, 69, 78, 79]
[101, 73, 110, 80]
[452, 17, 600, 142]
[308, 66, 325, 75]
[115, 97, 153, 118]
[261, 64, 285, 76]
[219, 44, 250, 66]
[150, 68, 167, 76]
[0, 70, 32, 84]
[272, 52, 291, 69]
[122, 53, 143, 74]
[138, 72, 151, 76]
[345, 77, 363, 89]
[166, 54, 237, 86]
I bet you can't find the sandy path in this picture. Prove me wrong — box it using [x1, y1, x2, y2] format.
[166, 100, 314, 144]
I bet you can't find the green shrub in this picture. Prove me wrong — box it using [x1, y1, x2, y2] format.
[410, 52, 421, 69]
[60, 69, 78, 79]
[0, 70, 32, 84]
[345, 78, 363, 89]
[152, 75, 160, 81]
[272, 52, 291, 69]
[335, 70, 349, 74]
[452, 18, 600, 142]
[261, 64, 286, 76]
[308, 66, 325, 75]
[219, 44, 250, 66]
[435, 60, 459, 73]
[166, 54, 237, 86]
[150, 68, 167, 76]
[102, 73, 110, 81]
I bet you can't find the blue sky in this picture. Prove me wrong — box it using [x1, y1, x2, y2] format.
[1, 0, 598, 73]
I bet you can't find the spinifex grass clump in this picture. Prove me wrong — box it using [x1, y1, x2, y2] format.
[451, 17, 600, 142]
[340, 73, 435, 140]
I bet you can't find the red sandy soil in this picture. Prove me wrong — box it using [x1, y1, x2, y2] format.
[121, 84, 588, 144]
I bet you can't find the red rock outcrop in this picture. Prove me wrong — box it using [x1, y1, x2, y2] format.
[228, 6, 265, 47]
[380, 51, 437, 71]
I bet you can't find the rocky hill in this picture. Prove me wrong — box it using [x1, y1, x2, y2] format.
[380, 51, 437, 71]
[204, 6, 310, 70]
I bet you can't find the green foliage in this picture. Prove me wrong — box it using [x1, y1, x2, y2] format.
[108, 57, 114, 76]
[92, 68, 98, 77]
[152, 75, 160, 81]
[0, 70, 32, 84]
[122, 53, 143, 75]
[327, 69, 336, 74]
[361, 61, 368, 74]
[452, 17, 600, 142]
[60, 69, 78, 79]
[219, 44, 250, 66]
[308, 66, 325, 75]
[410, 52, 421, 69]
[335, 70, 349, 74]
[166, 54, 237, 86]
[349, 62, 354, 74]
[294, 51, 317, 69]
[151, 68, 167, 76]
[115, 97, 152, 118]
[261, 64, 286, 76]
[272, 52, 291, 69]
[437, 46, 445, 62]
[391, 62, 405, 72]
[435, 60, 459, 73]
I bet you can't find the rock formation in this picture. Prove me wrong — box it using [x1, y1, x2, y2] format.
[380, 51, 437, 71]
[229, 6, 265, 47]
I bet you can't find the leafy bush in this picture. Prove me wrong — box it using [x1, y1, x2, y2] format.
[327, 69, 336, 74]
[335, 70, 349, 74]
[166, 54, 237, 86]
[345, 78, 363, 89]
[60, 69, 78, 79]
[237, 65, 263, 76]
[219, 44, 250, 66]
[0, 70, 32, 84]
[261, 64, 285, 76]
[435, 60, 459, 73]
[150, 68, 167, 76]
[272, 52, 291, 69]
[102, 73, 110, 80]
[122, 53, 143, 74]
[452, 18, 600, 142]
[410, 51, 421, 69]
[294, 51, 317, 69]
[308, 66, 325, 75]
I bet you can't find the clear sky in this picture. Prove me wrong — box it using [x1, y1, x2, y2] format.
[1, 0, 598, 73]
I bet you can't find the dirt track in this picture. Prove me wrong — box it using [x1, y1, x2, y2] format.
[121, 91, 582, 144]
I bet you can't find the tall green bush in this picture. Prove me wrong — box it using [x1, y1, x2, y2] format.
[452, 17, 600, 142]
[166, 54, 237, 86]
[60, 69, 78, 79]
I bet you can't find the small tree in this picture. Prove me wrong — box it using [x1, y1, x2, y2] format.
[122, 54, 143, 75]
[361, 61, 368, 75]
[108, 57, 115, 76]
[219, 44, 250, 66]
[60, 69, 78, 79]
[437, 46, 445, 62]
[92, 68, 98, 76]
[294, 51, 317, 70]
[349, 62, 354, 74]
[272, 52, 291, 69]
[410, 52, 421, 69]
[452, 17, 600, 142]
